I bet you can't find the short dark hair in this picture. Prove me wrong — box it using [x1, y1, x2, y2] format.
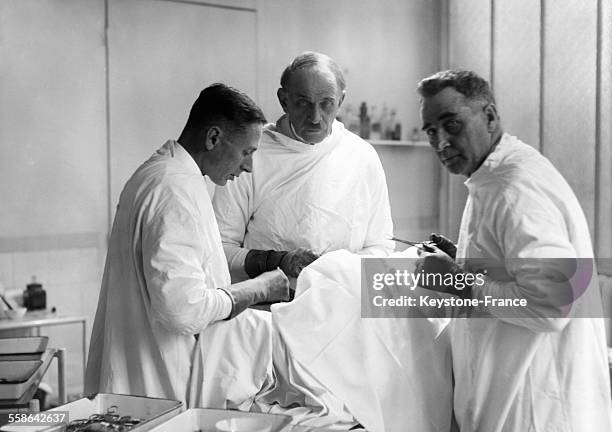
[183, 83, 266, 135]
[417, 70, 496, 105]
[280, 51, 346, 93]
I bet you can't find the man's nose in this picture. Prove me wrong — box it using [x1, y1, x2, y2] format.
[435, 130, 451, 152]
[241, 154, 253, 173]
[308, 104, 322, 124]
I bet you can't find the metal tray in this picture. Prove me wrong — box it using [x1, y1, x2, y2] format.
[3, 393, 183, 432]
[0, 350, 55, 401]
[0, 337, 48, 356]
[0, 360, 42, 383]
[148, 408, 291, 432]
[0, 353, 45, 361]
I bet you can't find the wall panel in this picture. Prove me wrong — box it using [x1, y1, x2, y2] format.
[442, 0, 492, 239]
[542, 0, 598, 230]
[0, 0, 107, 237]
[597, 0, 612, 263]
[493, 0, 541, 149]
[448, 0, 492, 76]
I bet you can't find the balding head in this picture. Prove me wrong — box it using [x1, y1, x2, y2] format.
[277, 52, 346, 144]
[280, 51, 346, 94]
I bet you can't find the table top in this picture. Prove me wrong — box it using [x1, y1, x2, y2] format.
[0, 312, 86, 331]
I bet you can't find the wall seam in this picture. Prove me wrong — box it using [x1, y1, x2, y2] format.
[539, 0, 545, 154]
[104, 0, 112, 238]
[595, 0, 602, 254]
[255, 0, 262, 105]
[440, 0, 450, 70]
[490, 0, 495, 88]
[439, 0, 450, 234]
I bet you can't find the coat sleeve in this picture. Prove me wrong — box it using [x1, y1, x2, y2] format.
[141, 188, 231, 335]
[469, 184, 581, 332]
[358, 150, 395, 256]
[212, 173, 254, 281]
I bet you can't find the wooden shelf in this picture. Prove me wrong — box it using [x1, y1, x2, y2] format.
[368, 140, 429, 147]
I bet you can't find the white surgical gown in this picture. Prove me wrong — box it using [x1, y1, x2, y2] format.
[85, 141, 234, 406]
[452, 134, 612, 431]
[213, 119, 394, 281]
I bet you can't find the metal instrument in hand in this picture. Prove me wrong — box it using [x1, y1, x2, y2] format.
[389, 237, 436, 252]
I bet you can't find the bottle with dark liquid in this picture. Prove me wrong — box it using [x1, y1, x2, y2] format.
[23, 276, 46, 311]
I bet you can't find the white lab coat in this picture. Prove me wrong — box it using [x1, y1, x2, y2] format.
[452, 134, 612, 431]
[85, 141, 233, 406]
[255, 250, 452, 432]
[213, 119, 394, 281]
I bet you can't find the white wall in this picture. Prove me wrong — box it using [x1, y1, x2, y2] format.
[0, 1, 108, 238]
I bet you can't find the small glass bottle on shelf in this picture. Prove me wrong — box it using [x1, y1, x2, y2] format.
[359, 102, 370, 139]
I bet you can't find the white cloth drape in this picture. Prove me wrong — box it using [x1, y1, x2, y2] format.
[255, 250, 452, 432]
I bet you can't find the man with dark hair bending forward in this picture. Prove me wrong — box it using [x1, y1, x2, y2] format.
[85, 84, 289, 407]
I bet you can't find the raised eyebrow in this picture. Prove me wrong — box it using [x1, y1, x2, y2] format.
[423, 111, 458, 130]
[438, 112, 458, 121]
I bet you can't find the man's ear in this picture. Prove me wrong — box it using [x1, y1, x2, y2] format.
[484, 103, 500, 133]
[338, 90, 346, 108]
[277, 88, 289, 113]
[204, 126, 221, 151]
